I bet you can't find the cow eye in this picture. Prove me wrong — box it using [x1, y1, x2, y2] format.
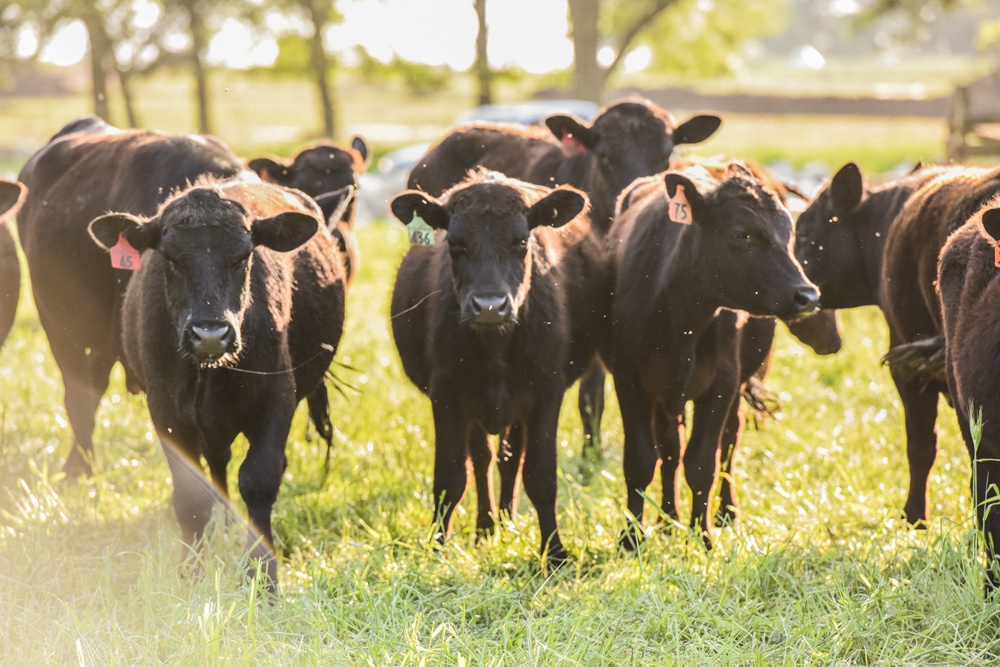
[513, 237, 529, 251]
[447, 238, 467, 254]
[731, 229, 752, 242]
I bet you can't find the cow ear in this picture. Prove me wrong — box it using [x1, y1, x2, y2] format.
[982, 208, 1000, 243]
[251, 211, 318, 252]
[545, 114, 594, 151]
[351, 136, 370, 167]
[829, 162, 864, 217]
[662, 173, 705, 222]
[672, 114, 722, 146]
[315, 184, 356, 229]
[89, 212, 161, 251]
[0, 180, 26, 219]
[527, 187, 588, 229]
[390, 191, 450, 230]
[248, 157, 292, 185]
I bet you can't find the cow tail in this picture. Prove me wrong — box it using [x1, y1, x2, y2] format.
[306, 385, 335, 484]
[742, 375, 780, 430]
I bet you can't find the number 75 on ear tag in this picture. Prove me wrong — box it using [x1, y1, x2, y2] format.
[407, 214, 436, 246]
[668, 184, 692, 225]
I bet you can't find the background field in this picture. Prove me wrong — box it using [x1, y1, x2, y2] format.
[2, 67, 1000, 664]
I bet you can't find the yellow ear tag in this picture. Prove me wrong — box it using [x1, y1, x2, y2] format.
[407, 213, 435, 246]
[668, 184, 692, 225]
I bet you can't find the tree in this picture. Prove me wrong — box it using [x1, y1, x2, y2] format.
[474, 0, 492, 105]
[566, 0, 786, 103]
[271, 0, 341, 138]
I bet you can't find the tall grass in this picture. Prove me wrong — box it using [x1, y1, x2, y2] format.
[1, 220, 998, 665]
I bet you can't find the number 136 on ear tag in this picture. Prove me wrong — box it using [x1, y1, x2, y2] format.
[407, 213, 436, 246]
[668, 184, 692, 225]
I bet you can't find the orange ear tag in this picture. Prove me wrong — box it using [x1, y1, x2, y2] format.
[407, 213, 436, 246]
[668, 184, 692, 225]
[994, 243, 1000, 268]
[110, 234, 141, 271]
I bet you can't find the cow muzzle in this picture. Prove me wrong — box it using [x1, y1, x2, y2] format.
[187, 320, 236, 361]
[469, 294, 513, 327]
[784, 285, 821, 323]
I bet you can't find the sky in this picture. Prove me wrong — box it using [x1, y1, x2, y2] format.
[21, 0, 594, 75]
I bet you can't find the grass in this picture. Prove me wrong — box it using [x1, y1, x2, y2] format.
[1, 217, 999, 665]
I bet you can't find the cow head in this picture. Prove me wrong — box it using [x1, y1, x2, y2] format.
[392, 175, 587, 331]
[793, 162, 871, 309]
[545, 100, 721, 227]
[669, 164, 819, 322]
[249, 136, 368, 219]
[88, 186, 318, 367]
[0, 180, 27, 220]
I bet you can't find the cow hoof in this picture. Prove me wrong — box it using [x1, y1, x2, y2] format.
[544, 542, 570, 570]
[61, 452, 93, 479]
[901, 507, 928, 529]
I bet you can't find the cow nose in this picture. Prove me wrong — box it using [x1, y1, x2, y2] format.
[792, 285, 820, 314]
[189, 321, 234, 358]
[470, 295, 512, 325]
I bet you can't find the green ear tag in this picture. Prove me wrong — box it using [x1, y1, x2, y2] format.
[407, 213, 436, 246]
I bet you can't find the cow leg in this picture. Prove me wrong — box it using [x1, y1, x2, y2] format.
[578, 360, 606, 462]
[522, 395, 566, 566]
[716, 400, 746, 527]
[652, 403, 683, 523]
[614, 364, 658, 549]
[891, 371, 939, 526]
[498, 421, 525, 519]
[468, 423, 497, 535]
[238, 400, 295, 593]
[686, 385, 738, 549]
[956, 408, 1000, 594]
[430, 397, 469, 542]
[48, 336, 115, 477]
[158, 429, 216, 555]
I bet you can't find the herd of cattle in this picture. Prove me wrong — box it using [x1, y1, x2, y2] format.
[1, 97, 1000, 594]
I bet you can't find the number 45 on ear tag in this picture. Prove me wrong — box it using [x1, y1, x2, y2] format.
[407, 213, 436, 246]
[110, 234, 141, 271]
[668, 184, 692, 225]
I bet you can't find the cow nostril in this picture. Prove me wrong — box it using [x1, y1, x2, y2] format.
[793, 287, 820, 311]
[190, 321, 234, 357]
[470, 295, 511, 324]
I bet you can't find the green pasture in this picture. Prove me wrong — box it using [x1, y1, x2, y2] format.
[1, 218, 998, 665]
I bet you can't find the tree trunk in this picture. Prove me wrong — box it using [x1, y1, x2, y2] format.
[184, 1, 212, 134]
[567, 0, 606, 103]
[475, 0, 492, 106]
[82, 15, 112, 121]
[118, 68, 139, 128]
[306, 0, 335, 137]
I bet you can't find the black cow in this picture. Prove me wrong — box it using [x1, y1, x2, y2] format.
[88, 177, 349, 590]
[935, 203, 1000, 592]
[795, 161, 989, 526]
[606, 163, 818, 547]
[17, 117, 245, 476]
[249, 136, 369, 283]
[0, 180, 27, 348]
[389, 171, 611, 565]
[409, 98, 721, 459]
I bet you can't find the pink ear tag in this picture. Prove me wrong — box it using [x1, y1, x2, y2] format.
[110, 234, 141, 271]
[668, 184, 692, 225]
[560, 133, 585, 157]
[994, 244, 1000, 269]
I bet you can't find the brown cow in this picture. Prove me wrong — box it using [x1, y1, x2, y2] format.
[88, 177, 350, 591]
[794, 161, 970, 525]
[607, 163, 818, 547]
[390, 171, 611, 566]
[0, 180, 27, 348]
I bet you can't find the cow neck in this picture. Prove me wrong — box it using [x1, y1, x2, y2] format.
[656, 230, 721, 343]
[861, 189, 906, 309]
